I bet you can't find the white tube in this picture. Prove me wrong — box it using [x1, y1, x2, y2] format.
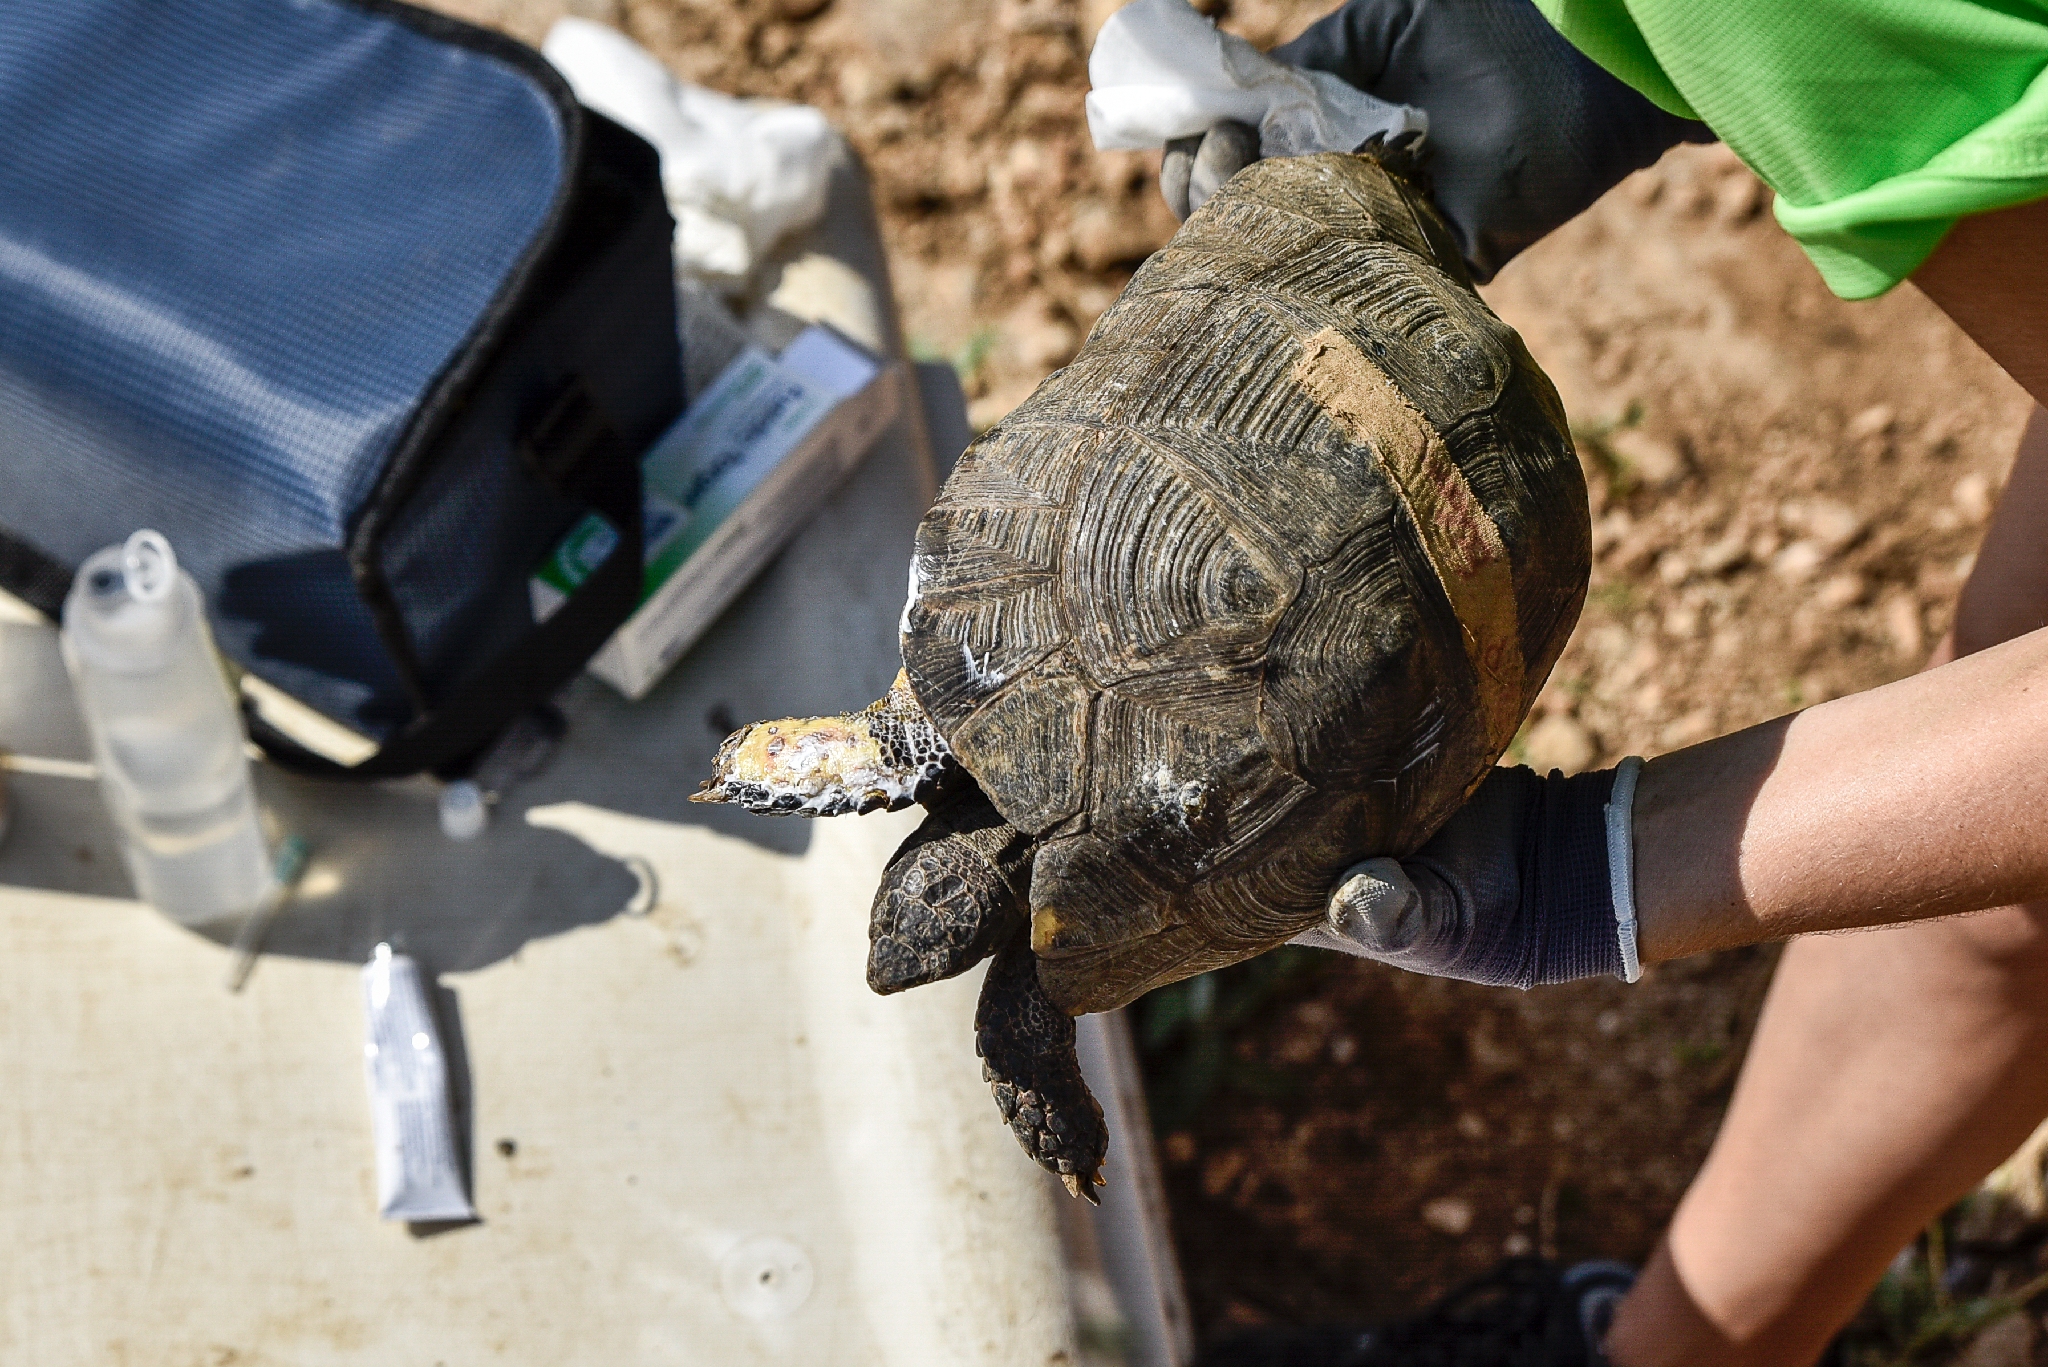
[360, 944, 475, 1222]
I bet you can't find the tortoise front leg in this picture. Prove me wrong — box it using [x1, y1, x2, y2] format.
[975, 929, 1108, 1202]
[868, 785, 1034, 992]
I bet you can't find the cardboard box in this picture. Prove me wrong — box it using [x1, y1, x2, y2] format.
[533, 323, 903, 699]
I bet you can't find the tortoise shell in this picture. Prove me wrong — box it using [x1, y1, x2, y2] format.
[899, 152, 1589, 1015]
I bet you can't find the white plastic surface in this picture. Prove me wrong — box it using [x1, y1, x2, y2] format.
[0, 442, 1081, 1367]
[0, 158, 1193, 1367]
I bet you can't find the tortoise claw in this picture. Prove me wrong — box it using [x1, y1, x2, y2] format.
[1060, 1172, 1100, 1205]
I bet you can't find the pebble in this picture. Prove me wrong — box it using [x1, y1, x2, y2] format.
[1662, 604, 1701, 639]
[1772, 540, 1826, 582]
[1802, 499, 1865, 552]
[1422, 1197, 1475, 1236]
[1951, 1311, 2031, 1367]
[1068, 198, 1162, 273]
[1883, 593, 1925, 660]
[1695, 533, 1748, 577]
[1844, 404, 1896, 443]
[1609, 429, 1687, 488]
[1202, 1151, 1248, 1199]
[1716, 172, 1766, 223]
[1591, 509, 1634, 555]
[1661, 709, 1715, 749]
[1522, 714, 1596, 774]
[1004, 302, 1078, 370]
[1954, 471, 1996, 524]
[1816, 572, 1867, 610]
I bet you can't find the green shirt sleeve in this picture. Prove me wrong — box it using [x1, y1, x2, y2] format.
[1532, 0, 2048, 299]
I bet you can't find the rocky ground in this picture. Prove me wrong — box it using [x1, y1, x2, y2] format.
[441, 0, 2042, 1358]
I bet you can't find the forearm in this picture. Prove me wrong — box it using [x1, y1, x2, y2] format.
[1636, 625, 2048, 962]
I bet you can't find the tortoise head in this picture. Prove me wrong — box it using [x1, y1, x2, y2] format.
[692, 671, 958, 816]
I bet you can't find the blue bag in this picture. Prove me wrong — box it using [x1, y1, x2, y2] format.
[0, 0, 683, 775]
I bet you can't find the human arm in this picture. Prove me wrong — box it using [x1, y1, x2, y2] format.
[1298, 132, 2048, 982]
[1312, 408, 2048, 980]
[1633, 620, 2048, 961]
[1303, 616, 2048, 981]
[1637, 198, 2048, 959]
[1314, 407, 2048, 981]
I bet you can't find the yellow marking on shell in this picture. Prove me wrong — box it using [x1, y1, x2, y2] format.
[1030, 907, 1063, 954]
[1292, 327, 1524, 769]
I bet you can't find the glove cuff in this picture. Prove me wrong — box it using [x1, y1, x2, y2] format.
[1519, 765, 1625, 984]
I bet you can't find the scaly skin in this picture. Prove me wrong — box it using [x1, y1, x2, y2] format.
[696, 674, 1109, 1197]
[868, 786, 1034, 994]
[975, 929, 1109, 1202]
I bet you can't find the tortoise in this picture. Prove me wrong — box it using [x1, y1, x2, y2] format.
[694, 149, 1589, 1199]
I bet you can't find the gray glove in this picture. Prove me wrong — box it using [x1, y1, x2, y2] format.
[1292, 763, 1642, 987]
[1162, 0, 1713, 280]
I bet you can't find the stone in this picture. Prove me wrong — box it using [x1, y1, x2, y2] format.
[1661, 710, 1714, 748]
[1069, 197, 1164, 272]
[1802, 498, 1865, 552]
[1955, 471, 1996, 524]
[1004, 301, 1079, 371]
[1816, 573, 1866, 610]
[1716, 172, 1766, 223]
[1609, 429, 1686, 488]
[1952, 1311, 2032, 1367]
[1772, 540, 1826, 582]
[1422, 1196, 1474, 1236]
[1522, 714, 1596, 775]
[1695, 533, 1748, 576]
[1845, 404, 1896, 443]
[1883, 593, 1925, 660]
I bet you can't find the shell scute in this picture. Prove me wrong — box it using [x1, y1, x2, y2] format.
[904, 153, 1588, 1014]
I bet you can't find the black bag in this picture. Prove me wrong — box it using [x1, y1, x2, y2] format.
[0, 0, 683, 776]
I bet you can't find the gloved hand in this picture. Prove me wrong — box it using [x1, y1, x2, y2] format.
[1161, 0, 1713, 280]
[1291, 760, 1644, 987]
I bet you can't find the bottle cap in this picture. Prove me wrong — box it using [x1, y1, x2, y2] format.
[61, 528, 192, 674]
[438, 780, 486, 841]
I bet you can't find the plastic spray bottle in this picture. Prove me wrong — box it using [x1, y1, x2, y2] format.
[60, 529, 273, 924]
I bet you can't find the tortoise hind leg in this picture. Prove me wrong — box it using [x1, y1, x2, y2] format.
[868, 785, 1034, 993]
[976, 929, 1108, 1201]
